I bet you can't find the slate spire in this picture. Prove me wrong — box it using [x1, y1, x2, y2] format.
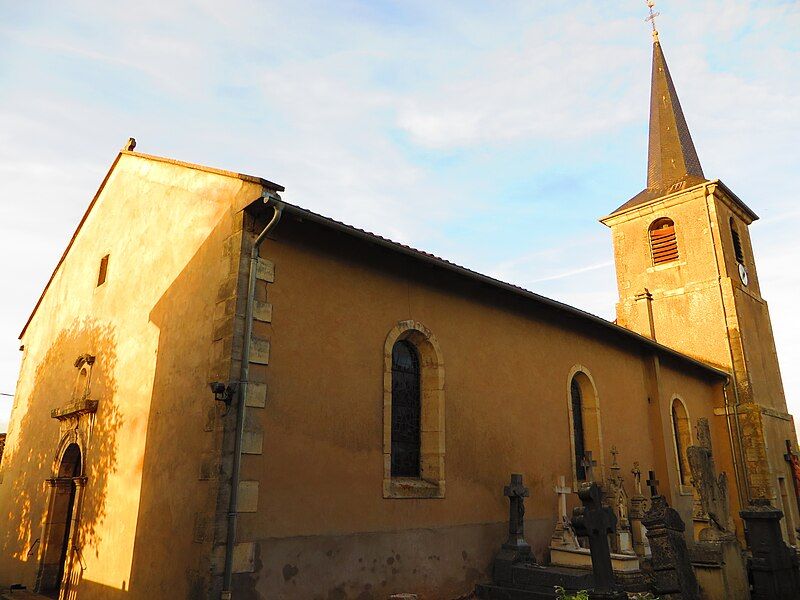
[646, 37, 705, 192]
[610, 31, 708, 214]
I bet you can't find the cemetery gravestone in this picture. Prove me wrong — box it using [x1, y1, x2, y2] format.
[642, 471, 700, 600]
[570, 481, 627, 600]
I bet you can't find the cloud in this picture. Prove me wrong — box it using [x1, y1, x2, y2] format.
[0, 0, 798, 427]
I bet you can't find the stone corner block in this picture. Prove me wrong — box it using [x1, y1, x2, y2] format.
[253, 300, 273, 323]
[232, 542, 256, 573]
[245, 382, 267, 408]
[256, 258, 275, 282]
[237, 480, 259, 513]
[242, 430, 264, 455]
[249, 338, 270, 365]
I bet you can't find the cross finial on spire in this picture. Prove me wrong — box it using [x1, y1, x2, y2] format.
[645, 0, 660, 42]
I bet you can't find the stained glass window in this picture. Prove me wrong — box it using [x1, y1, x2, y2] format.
[572, 377, 586, 481]
[391, 340, 421, 478]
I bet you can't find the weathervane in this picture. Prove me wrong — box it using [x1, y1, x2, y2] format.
[645, 0, 660, 41]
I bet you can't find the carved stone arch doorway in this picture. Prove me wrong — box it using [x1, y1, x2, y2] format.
[37, 437, 86, 599]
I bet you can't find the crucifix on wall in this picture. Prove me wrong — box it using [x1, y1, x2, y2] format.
[783, 440, 800, 515]
[581, 451, 598, 483]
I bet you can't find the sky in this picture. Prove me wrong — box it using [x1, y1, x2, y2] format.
[0, 0, 798, 433]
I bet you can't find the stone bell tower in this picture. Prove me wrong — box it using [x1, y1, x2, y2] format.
[600, 30, 798, 534]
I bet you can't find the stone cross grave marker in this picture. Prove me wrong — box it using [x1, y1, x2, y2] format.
[551, 475, 579, 549]
[491, 474, 534, 584]
[646, 471, 659, 498]
[581, 451, 598, 483]
[571, 482, 627, 599]
[503, 473, 531, 553]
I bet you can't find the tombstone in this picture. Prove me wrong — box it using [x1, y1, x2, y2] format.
[550, 476, 580, 550]
[686, 418, 748, 599]
[605, 447, 634, 556]
[642, 471, 700, 600]
[492, 474, 534, 583]
[628, 462, 651, 557]
[477, 474, 597, 599]
[739, 498, 800, 600]
[570, 482, 627, 599]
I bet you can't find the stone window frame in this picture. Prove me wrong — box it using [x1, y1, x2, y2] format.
[383, 320, 445, 499]
[565, 365, 605, 490]
[669, 395, 693, 495]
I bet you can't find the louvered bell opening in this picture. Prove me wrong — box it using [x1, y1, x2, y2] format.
[650, 223, 678, 265]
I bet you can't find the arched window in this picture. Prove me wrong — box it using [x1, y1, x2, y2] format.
[730, 217, 744, 264]
[671, 398, 692, 487]
[571, 378, 586, 481]
[383, 321, 445, 498]
[391, 340, 421, 478]
[649, 218, 679, 265]
[567, 369, 604, 484]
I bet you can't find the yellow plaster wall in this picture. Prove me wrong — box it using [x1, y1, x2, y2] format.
[0, 153, 262, 599]
[232, 215, 727, 598]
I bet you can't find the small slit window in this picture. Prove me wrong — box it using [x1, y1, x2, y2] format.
[649, 218, 678, 265]
[730, 218, 744, 264]
[97, 254, 109, 286]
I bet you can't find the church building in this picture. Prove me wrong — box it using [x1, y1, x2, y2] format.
[0, 26, 796, 600]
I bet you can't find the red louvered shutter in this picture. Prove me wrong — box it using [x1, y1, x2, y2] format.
[650, 220, 678, 265]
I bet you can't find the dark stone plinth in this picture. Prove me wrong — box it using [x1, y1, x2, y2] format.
[476, 564, 595, 600]
[642, 491, 699, 600]
[740, 498, 800, 600]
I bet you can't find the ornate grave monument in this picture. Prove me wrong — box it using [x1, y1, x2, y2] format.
[686, 418, 749, 599]
[605, 447, 635, 556]
[628, 462, 651, 557]
[550, 453, 639, 573]
[477, 474, 649, 599]
[476, 474, 595, 600]
[642, 471, 700, 600]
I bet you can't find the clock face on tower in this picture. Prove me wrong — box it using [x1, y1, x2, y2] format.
[738, 262, 749, 286]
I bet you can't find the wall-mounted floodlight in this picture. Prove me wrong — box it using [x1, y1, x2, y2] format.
[209, 382, 237, 406]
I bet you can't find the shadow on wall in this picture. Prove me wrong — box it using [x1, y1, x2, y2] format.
[0, 319, 122, 592]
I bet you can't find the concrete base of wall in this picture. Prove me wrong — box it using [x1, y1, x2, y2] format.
[233, 518, 553, 600]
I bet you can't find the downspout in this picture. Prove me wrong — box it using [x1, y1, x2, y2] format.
[222, 197, 283, 600]
[722, 375, 746, 508]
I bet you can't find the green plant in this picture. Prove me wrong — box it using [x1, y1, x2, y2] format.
[554, 586, 589, 600]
